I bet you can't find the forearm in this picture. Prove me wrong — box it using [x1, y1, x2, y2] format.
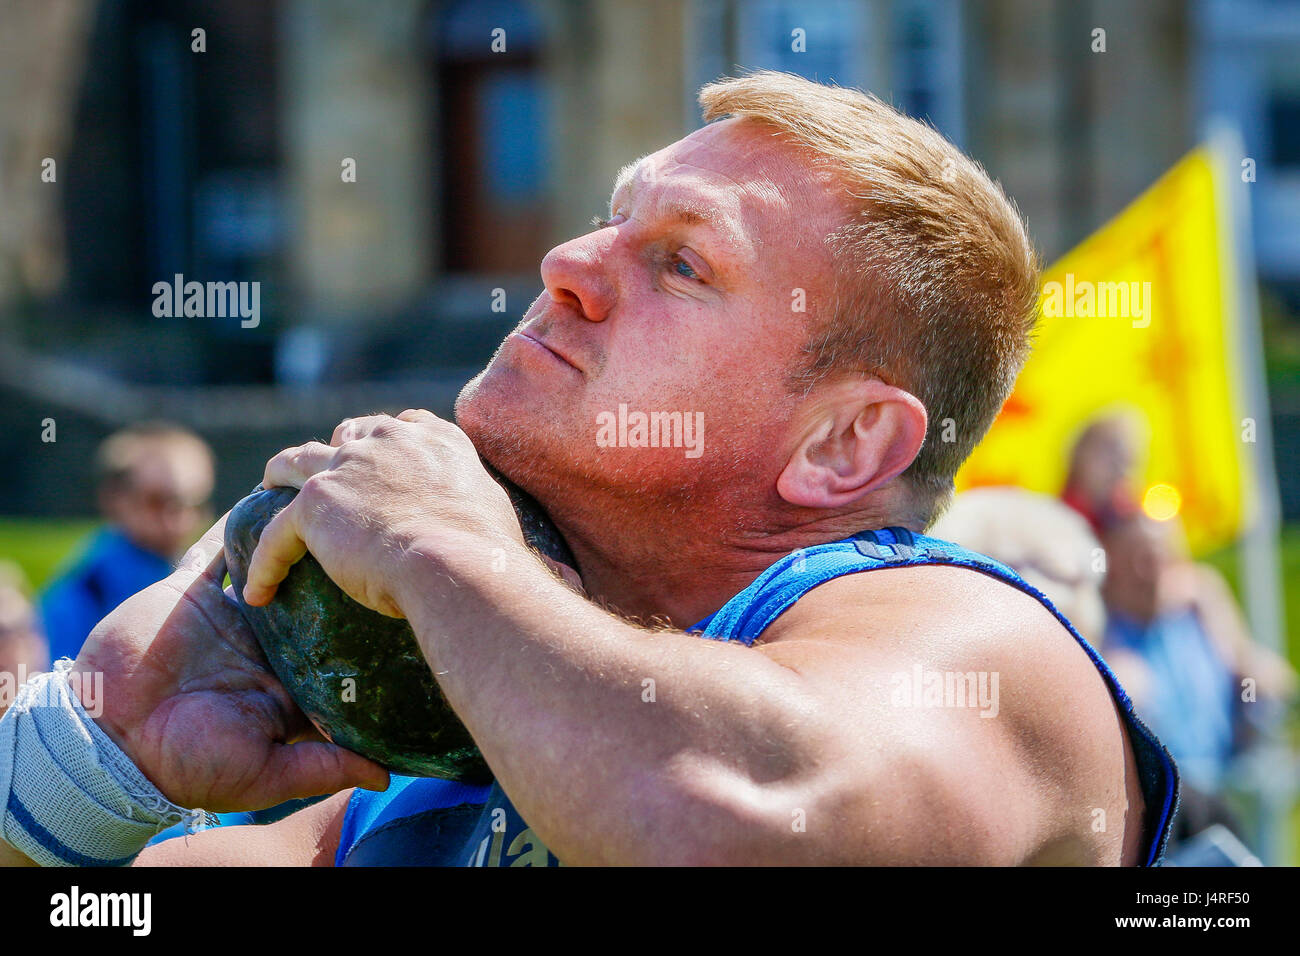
[397, 531, 827, 864]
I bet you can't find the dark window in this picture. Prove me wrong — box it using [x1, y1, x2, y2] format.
[429, 0, 551, 275]
[1267, 93, 1300, 168]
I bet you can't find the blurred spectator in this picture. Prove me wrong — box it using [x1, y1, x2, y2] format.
[0, 561, 49, 717]
[1061, 412, 1145, 536]
[1101, 514, 1295, 787]
[37, 422, 215, 663]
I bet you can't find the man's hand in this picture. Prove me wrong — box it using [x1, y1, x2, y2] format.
[241, 409, 526, 617]
[72, 514, 389, 812]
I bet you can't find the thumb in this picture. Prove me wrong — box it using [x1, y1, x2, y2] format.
[263, 740, 391, 801]
[174, 511, 231, 584]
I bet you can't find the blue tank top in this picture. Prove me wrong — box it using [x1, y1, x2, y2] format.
[337, 528, 1180, 866]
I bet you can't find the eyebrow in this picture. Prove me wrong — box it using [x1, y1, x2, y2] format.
[610, 157, 645, 207]
[608, 157, 751, 257]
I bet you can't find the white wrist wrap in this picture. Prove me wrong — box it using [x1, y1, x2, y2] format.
[0, 658, 216, 866]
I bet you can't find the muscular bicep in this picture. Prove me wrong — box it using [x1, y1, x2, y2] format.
[134, 789, 354, 867]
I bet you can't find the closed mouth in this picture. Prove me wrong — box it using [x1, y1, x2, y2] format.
[518, 332, 582, 372]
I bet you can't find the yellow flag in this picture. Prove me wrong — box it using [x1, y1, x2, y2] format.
[955, 145, 1255, 555]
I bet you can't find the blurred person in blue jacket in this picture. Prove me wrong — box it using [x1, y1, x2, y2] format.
[37, 422, 215, 663]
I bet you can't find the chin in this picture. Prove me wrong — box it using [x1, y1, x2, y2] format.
[455, 367, 570, 498]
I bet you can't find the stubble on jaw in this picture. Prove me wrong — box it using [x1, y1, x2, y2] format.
[458, 371, 783, 576]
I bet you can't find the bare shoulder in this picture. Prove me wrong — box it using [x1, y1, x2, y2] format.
[134, 789, 355, 867]
[760, 563, 1145, 865]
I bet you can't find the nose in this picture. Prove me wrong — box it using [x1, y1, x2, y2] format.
[539, 228, 617, 323]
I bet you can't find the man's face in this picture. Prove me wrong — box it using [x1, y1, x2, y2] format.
[105, 443, 214, 561]
[1073, 424, 1138, 504]
[456, 119, 847, 518]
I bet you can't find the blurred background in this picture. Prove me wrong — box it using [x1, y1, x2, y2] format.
[0, 0, 1297, 863]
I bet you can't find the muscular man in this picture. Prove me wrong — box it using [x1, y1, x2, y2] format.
[0, 71, 1177, 867]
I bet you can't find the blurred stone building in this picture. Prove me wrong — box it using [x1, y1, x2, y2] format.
[1, 0, 1297, 514]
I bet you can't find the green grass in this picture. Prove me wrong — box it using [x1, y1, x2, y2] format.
[0, 516, 100, 592]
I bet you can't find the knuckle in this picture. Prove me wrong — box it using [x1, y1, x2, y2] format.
[370, 417, 403, 440]
[298, 471, 327, 500]
[331, 419, 355, 445]
[287, 444, 314, 470]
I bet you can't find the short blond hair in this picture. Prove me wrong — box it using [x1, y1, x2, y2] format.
[94, 421, 214, 493]
[699, 71, 1040, 526]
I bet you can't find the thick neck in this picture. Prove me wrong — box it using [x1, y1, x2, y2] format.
[546, 484, 906, 629]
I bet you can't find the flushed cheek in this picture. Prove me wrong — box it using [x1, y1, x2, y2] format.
[694, 333, 795, 400]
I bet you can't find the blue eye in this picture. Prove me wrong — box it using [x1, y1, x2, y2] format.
[672, 255, 700, 280]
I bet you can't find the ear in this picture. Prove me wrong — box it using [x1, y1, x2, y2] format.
[776, 378, 927, 510]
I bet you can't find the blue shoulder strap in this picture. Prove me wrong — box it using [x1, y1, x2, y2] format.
[692, 527, 1021, 645]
